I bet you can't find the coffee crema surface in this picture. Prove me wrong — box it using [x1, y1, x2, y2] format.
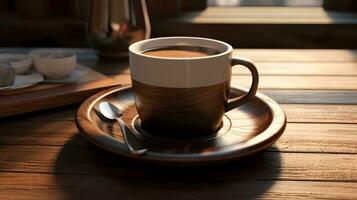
[142, 46, 220, 58]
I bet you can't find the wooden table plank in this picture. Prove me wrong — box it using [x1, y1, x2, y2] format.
[273, 123, 357, 154]
[0, 121, 77, 134]
[261, 90, 357, 105]
[233, 62, 357, 76]
[9, 109, 76, 121]
[1, 176, 357, 200]
[0, 136, 85, 147]
[283, 104, 357, 123]
[0, 146, 355, 181]
[1, 122, 357, 154]
[0, 186, 76, 200]
[232, 75, 357, 90]
[234, 49, 357, 62]
[0, 176, 356, 200]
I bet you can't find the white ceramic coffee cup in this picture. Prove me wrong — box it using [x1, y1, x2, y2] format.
[129, 37, 259, 138]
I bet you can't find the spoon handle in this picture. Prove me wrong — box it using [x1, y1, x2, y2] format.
[115, 118, 147, 155]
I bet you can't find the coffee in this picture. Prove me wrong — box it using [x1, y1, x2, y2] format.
[142, 46, 219, 58]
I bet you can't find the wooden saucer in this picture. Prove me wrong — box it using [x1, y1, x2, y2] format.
[76, 86, 286, 165]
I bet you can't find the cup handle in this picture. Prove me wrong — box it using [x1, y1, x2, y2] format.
[225, 56, 259, 112]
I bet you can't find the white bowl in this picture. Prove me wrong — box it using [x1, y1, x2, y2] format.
[32, 53, 77, 79]
[0, 54, 32, 75]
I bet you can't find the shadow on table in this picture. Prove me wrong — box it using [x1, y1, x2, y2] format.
[55, 134, 281, 200]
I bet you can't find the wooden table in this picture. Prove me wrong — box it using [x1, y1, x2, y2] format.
[0, 48, 356, 199]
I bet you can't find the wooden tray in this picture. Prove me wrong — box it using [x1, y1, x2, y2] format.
[76, 86, 287, 165]
[0, 77, 121, 118]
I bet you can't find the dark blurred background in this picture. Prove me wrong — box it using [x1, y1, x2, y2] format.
[1, 0, 357, 48]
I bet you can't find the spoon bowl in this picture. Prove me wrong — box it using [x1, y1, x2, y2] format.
[99, 101, 123, 120]
[99, 101, 147, 155]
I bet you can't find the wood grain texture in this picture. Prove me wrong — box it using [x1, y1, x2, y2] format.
[283, 104, 357, 123]
[232, 75, 357, 90]
[1, 121, 357, 154]
[0, 174, 356, 200]
[261, 90, 357, 105]
[273, 123, 357, 154]
[0, 77, 121, 118]
[1, 48, 357, 199]
[233, 62, 357, 76]
[132, 80, 230, 137]
[76, 86, 286, 164]
[0, 122, 357, 154]
[0, 146, 355, 181]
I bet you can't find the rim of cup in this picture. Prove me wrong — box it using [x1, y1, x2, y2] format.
[129, 36, 233, 61]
